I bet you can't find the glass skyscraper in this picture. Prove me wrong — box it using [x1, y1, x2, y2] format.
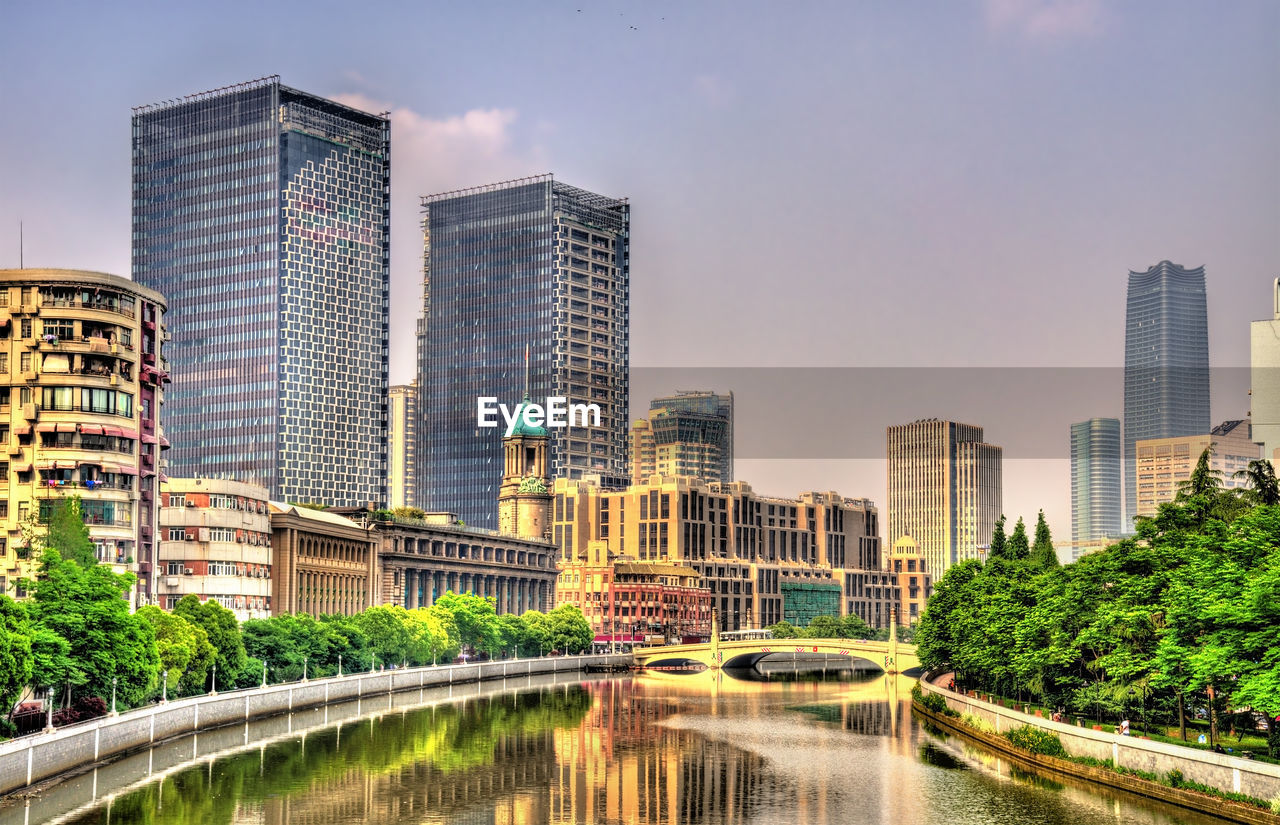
[1070, 417, 1122, 545]
[1123, 261, 1209, 528]
[132, 77, 390, 506]
[417, 175, 629, 528]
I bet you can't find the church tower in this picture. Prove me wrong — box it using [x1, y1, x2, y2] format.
[498, 350, 552, 539]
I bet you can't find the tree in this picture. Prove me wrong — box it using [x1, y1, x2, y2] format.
[1030, 510, 1059, 568]
[1235, 459, 1280, 507]
[174, 595, 246, 690]
[137, 606, 214, 696]
[1007, 517, 1030, 561]
[432, 592, 499, 654]
[806, 615, 842, 638]
[355, 605, 413, 664]
[546, 605, 593, 654]
[391, 506, 427, 520]
[27, 549, 159, 707]
[0, 595, 33, 721]
[767, 621, 799, 639]
[523, 610, 553, 654]
[44, 497, 97, 568]
[988, 516, 1007, 560]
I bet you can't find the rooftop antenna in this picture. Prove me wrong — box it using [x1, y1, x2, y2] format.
[523, 342, 530, 401]
[19, 221, 23, 268]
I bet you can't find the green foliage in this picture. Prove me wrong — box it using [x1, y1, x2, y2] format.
[137, 606, 215, 696]
[44, 497, 97, 568]
[961, 712, 995, 733]
[390, 505, 427, 519]
[1003, 724, 1068, 757]
[1007, 517, 1030, 561]
[174, 595, 246, 690]
[768, 620, 799, 639]
[432, 592, 500, 655]
[546, 605, 593, 654]
[288, 502, 328, 511]
[1030, 510, 1058, 569]
[27, 549, 159, 707]
[0, 595, 33, 718]
[989, 515, 1007, 560]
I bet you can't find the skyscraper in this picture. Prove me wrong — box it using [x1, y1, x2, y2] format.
[1123, 261, 1209, 528]
[417, 175, 629, 528]
[886, 419, 1002, 577]
[132, 77, 390, 507]
[1070, 418, 1122, 545]
[631, 390, 734, 484]
[1251, 279, 1280, 464]
[387, 383, 418, 509]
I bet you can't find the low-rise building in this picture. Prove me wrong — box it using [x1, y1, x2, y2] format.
[269, 503, 378, 617]
[551, 475, 898, 631]
[157, 478, 272, 618]
[556, 539, 712, 644]
[886, 536, 932, 625]
[1134, 420, 1262, 517]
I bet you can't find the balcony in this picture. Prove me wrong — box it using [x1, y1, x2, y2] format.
[38, 295, 136, 321]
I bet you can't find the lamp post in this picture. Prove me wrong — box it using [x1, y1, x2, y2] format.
[261, 660, 268, 689]
[44, 686, 55, 733]
[371, 654, 377, 674]
[302, 656, 308, 682]
[161, 670, 168, 704]
[110, 677, 118, 716]
[338, 654, 343, 678]
[210, 663, 217, 696]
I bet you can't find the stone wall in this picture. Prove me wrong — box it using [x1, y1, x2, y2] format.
[0, 654, 629, 798]
[919, 676, 1280, 801]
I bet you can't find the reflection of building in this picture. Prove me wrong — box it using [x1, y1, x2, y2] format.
[1070, 417, 1122, 545]
[1124, 261, 1210, 528]
[1134, 420, 1262, 517]
[387, 384, 418, 509]
[133, 76, 391, 508]
[269, 503, 378, 616]
[1252, 280, 1280, 464]
[157, 478, 272, 618]
[552, 476, 897, 630]
[0, 269, 168, 602]
[630, 390, 734, 484]
[557, 539, 712, 643]
[416, 175, 630, 528]
[886, 536, 931, 625]
[886, 419, 1002, 576]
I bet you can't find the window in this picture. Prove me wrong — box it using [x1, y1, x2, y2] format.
[168, 528, 186, 541]
[20, 319, 31, 339]
[209, 528, 235, 542]
[42, 386, 74, 411]
[168, 494, 187, 508]
[167, 561, 183, 575]
[19, 352, 31, 373]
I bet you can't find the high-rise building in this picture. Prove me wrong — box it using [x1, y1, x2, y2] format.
[631, 390, 734, 484]
[1070, 418, 1122, 545]
[1123, 261, 1209, 528]
[387, 383, 418, 509]
[886, 419, 1002, 577]
[1251, 279, 1280, 464]
[0, 269, 168, 602]
[416, 175, 630, 528]
[132, 76, 390, 507]
[1134, 420, 1261, 518]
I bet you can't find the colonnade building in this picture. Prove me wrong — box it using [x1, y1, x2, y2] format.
[551, 475, 899, 631]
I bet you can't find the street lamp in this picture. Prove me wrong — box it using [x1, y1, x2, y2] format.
[302, 656, 308, 682]
[261, 660, 268, 689]
[45, 686, 55, 733]
[161, 670, 168, 704]
[210, 663, 217, 696]
[110, 677, 118, 716]
[338, 654, 343, 677]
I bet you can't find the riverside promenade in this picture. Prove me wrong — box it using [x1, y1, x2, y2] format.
[0, 654, 630, 799]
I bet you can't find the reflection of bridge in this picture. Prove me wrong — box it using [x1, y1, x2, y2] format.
[632, 637, 920, 673]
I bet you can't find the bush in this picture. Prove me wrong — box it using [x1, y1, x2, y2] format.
[1166, 768, 1184, 788]
[961, 713, 995, 734]
[1003, 725, 1068, 758]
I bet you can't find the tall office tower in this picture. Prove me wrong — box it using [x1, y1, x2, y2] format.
[416, 175, 630, 528]
[1123, 261, 1209, 529]
[132, 77, 390, 507]
[886, 419, 1002, 577]
[1251, 279, 1280, 464]
[387, 383, 418, 509]
[632, 390, 734, 484]
[1070, 418, 1122, 546]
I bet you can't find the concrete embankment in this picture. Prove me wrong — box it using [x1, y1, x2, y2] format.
[0, 654, 631, 801]
[916, 677, 1280, 824]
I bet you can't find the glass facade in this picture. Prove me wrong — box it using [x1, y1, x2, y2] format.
[648, 390, 734, 483]
[417, 176, 629, 528]
[1122, 261, 1209, 529]
[1070, 417, 1122, 544]
[132, 77, 390, 507]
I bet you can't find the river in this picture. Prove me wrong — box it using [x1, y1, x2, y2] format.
[4, 664, 1223, 825]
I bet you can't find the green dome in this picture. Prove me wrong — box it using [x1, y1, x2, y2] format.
[509, 395, 547, 437]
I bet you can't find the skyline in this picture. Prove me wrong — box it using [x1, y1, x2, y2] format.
[2, 0, 1277, 541]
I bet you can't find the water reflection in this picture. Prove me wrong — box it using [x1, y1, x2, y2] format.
[26, 665, 1225, 825]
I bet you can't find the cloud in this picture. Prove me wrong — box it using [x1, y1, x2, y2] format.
[984, 0, 1105, 38]
[331, 94, 548, 384]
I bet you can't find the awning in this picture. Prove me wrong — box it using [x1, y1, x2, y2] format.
[55, 460, 76, 469]
[116, 466, 138, 475]
[159, 436, 171, 448]
[13, 425, 30, 436]
[119, 429, 139, 441]
[102, 427, 124, 438]
[56, 423, 77, 433]
[158, 473, 169, 482]
[36, 461, 54, 470]
[80, 424, 103, 436]
[35, 423, 57, 432]
[100, 464, 119, 474]
[142, 469, 156, 479]
[12, 463, 31, 473]
[141, 434, 158, 445]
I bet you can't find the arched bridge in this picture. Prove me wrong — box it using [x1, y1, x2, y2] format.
[632, 638, 920, 673]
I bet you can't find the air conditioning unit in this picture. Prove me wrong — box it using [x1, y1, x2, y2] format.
[184, 567, 193, 575]
[185, 501, 196, 507]
[184, 533, 194, 541]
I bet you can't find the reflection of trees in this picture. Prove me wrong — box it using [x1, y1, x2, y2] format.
[66, 686, 592, 825]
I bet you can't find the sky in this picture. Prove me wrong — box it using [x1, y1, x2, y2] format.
[2, 0, 1277, 545]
